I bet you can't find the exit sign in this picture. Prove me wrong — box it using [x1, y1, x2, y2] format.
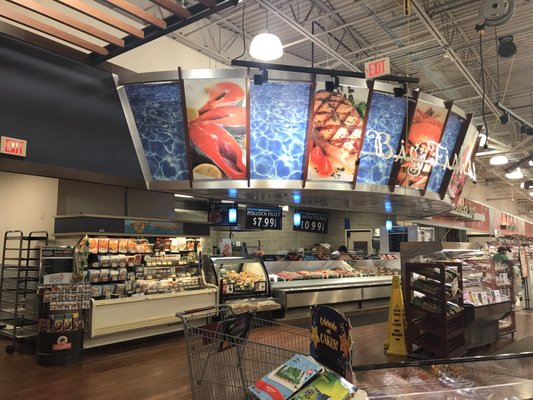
[365, 57, 391, 79]
[1, 136, 27, 157]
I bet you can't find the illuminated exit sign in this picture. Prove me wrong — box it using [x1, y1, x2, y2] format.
[365, 57, 391, 79]
[1, 136, 27, 157]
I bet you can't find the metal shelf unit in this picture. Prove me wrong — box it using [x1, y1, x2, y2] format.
[0, 230, 49, 354]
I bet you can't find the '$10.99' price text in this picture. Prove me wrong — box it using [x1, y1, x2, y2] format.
[300, 220, 324, 232]
[252, 217, 278, 228]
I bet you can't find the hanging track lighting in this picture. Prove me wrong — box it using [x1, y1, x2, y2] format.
[249, 7, 283, 61]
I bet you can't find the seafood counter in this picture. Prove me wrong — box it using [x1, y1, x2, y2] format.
[264, 259, 400, 312]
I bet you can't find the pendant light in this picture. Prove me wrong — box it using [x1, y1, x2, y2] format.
[505, 167, 523, 180]
[249, 8, 283, 61]
[489, 155, 509, 165]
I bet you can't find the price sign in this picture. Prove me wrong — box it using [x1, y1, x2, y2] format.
[294, 210, 328, 234]
[245, 207, 282, 230]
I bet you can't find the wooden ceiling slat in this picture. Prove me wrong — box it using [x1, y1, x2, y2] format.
[7, 0, 124, 47]
[54, 0, 144, 38]
[149, 0, 192, 19]
[198, 0, 216, 7]
[0, 5, 108, 55]
[100, 0, 166, 29]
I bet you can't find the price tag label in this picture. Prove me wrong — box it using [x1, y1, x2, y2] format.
[451, 277, 459, 297]
[294, 210, 329, 234]
[245, 207, 282, 230]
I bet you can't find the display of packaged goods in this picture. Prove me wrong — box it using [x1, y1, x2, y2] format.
[291, 370, 359, 400]
[118, 239, 128, 253]
[413, 278, 456, 297]
[412, 296, 463, 316]
[89, 238, 99, 254]
[249, 354, 323, 400]
[98, 238, 109, 253]
[108, 239, 119, 253]
[417, 266, 458, 282]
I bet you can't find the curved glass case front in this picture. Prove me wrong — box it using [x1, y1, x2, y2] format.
[355, 353, 533, 399]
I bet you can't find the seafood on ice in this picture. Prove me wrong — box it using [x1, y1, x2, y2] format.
[188, 81, 247, 179]
[309, 90, 365, 178]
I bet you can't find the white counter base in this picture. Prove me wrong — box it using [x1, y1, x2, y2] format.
[84, 287, 217, 348]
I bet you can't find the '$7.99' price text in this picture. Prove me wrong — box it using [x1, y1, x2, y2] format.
[252, 217, 277, 228]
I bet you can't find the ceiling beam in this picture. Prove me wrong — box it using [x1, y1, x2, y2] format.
[0, 5, 108, 54]
[149, 0, 191, 19]
[55, 0, 145, 38]
[100, 0, 167, 29]
[7, 0, 124, 47]
[256, 0, 361, 72]
[411, 0, 501, 119]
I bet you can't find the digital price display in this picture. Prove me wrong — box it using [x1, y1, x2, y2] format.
[208, 202, 238, 226]
[293, 210, 328, 234]
[245, 207, 282, 230]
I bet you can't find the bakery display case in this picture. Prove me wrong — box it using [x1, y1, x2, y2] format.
[262, 256, 400, 312]
[355, 352, 533, 399]
[202, 255, 279, 314]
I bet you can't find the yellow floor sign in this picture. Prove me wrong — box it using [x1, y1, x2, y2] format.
[385, 275, 407, 356]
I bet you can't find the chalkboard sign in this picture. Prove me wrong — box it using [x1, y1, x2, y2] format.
[294, 210, 328, 233]
[245, 207, 282, 230]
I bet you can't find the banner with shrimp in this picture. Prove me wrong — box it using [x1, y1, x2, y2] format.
[184, 77, 247, 180]
[393, 94, 450, 190]
[306, 82, 369, 182]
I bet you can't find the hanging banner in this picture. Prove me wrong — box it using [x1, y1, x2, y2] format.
[250, 81, 312, 180]
[427, 110, 467, 193]
[310, 304, 353, 382]
[356, 91, 409, 185]
[306, 83, 369, 182]
[245, 206, 282, 230]
[447, 124, 479, 199]
[184, 78, 247, 180]
[125, 83, 190, 181]
[394, 96, 449, 190]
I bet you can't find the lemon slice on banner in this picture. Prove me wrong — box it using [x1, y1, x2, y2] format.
[193, 163, 223, 179]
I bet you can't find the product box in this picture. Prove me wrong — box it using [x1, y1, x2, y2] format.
[291, 370, 358, 400]
[249, 354, 322, 400]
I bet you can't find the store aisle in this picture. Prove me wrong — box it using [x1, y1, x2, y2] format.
[0, 310, 531, 399]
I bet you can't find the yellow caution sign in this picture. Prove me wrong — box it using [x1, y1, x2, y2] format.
[386, 275, 408, 356]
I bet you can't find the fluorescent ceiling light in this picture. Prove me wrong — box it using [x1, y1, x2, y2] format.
[174, 193, 194, 198]
[505, 167, 523, 179]
[250, 33, 283, 61]
[489, 155, 509, 165]
[174, 208, 190, 212]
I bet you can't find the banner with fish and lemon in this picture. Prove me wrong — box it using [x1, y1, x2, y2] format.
[120, 69, 477, 200]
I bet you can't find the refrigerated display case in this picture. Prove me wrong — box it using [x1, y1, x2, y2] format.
[354, 352, 533, 399]
[263, 257, 400, 312]
[202, 255, 280, 314]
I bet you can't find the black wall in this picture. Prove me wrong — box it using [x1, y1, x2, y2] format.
[0, 34, 143, 184]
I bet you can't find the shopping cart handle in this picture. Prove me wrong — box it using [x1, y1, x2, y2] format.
[176, 304, 232, 318]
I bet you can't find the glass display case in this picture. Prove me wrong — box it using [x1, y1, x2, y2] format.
[261, 256, 400, 312]
[202, 255, 271, 302]
[355, 353, 533, 399]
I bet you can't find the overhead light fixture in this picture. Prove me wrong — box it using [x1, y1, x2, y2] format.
[249, 9, 283, 61]
[174, 193, 194, 198]
[393, 83, 407, 98]
[505, 167, 523, 179]
[499, 113, 509, 125]
[293, 212, 301, 227]
[478, 132, 487, 148]
[489, 155, 508, 165]
[529, 160, 533, 167]
[253, 68, 268, 85]
[529, 191, 533, 197]
[325, 76, 340, 92]
[521, 180, 533, 189]
[498, 35, 517, 58]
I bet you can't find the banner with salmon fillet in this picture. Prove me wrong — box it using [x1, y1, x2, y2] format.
[184, 78, 247, 180]
[306, 83, 369, 182]
[394, 95, 449, 190]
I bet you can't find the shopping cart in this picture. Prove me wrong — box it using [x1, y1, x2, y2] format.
[176, 305, 310, 400]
